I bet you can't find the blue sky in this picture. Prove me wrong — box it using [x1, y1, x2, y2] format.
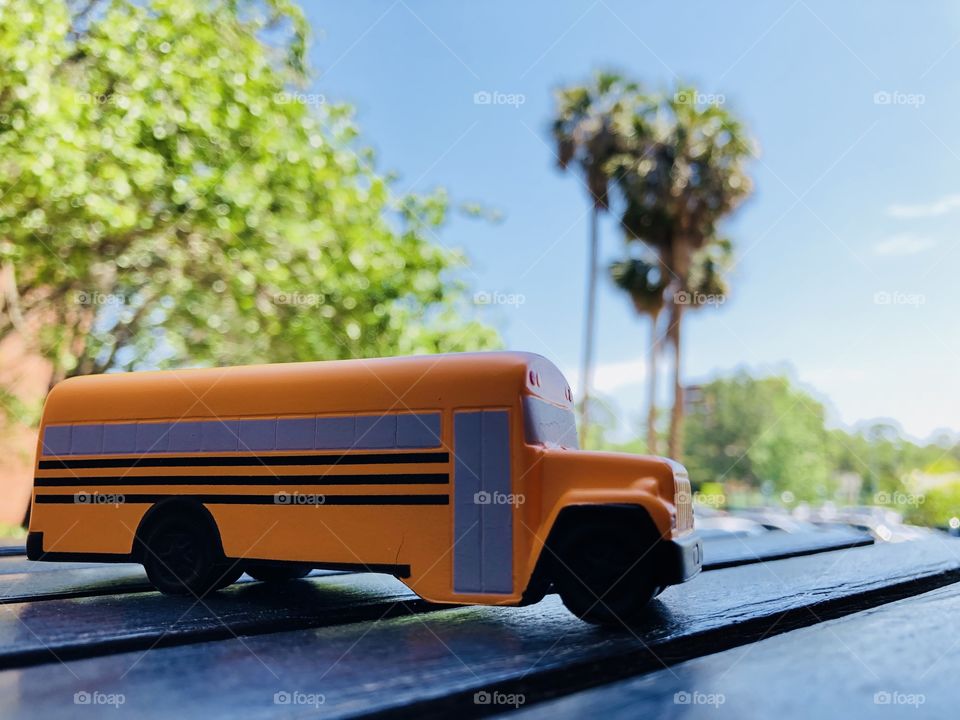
[304, 0, 960, 442]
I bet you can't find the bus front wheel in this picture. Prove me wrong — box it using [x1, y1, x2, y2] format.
[551, 522, 660, 626]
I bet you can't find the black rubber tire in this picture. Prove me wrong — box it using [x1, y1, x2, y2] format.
[246, 563, 312, 583]
[210, 563, 244, 590]
[142, 515, 222, 596]
[552, 523, 660, 626]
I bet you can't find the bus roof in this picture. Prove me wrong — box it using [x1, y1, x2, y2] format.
[41, 351, 570, 424]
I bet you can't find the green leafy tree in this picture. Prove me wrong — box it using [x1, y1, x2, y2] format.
[683, 373, 835, 501]
[0, 0, 497, 387]
[659, 369, 957, 521]
[906, 482, 960, 527]
[826, 421, 955, 506]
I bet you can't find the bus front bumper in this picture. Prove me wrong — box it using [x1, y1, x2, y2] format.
[656, 531, 703, 586]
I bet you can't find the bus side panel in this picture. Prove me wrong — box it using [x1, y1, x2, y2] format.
[209, 503, 450, 573]
[29, 502, 144, 556]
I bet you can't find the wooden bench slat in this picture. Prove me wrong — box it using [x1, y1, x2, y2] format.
[0, 567, 152, 604]
[703, 528, 873, 569]
[0, 557, 119, 575]
[0, 558, 358, 604]
[508, 580, 960, 718]
[0, 572, 424, 670]
[2, 540, 958, 718]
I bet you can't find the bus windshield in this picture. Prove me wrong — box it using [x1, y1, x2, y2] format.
[523, 396, 579, 449]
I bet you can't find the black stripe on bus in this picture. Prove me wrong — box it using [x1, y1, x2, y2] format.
[33, 493, 450, 506]
[38, 451, 450, 471]
[33, 473, 450, 488]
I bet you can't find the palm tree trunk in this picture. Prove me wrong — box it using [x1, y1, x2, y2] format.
[646, 309, 660, 455]
[667, 302, 683, 458]
[578, 206, 599, 447]
[667, 235, 691, 459]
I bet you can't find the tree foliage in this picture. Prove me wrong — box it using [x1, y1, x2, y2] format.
[683, 373, 835, 502]
[0, 0, 497, 384]
[611, 89, 754, 262]
[551, 71, 640, 210]
[679, 371, 960, 519]
[906, 482, 960, 528]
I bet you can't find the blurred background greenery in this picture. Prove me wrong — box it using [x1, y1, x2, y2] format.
[587, 372, 958, 528]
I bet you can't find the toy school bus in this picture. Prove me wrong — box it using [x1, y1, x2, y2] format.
[27, 352, 700, 624]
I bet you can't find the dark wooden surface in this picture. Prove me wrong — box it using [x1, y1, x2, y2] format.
[702, 527, 873, 569]
[0, 543, 26, 557]
[510, 576, 960, 719]
[0, 532, 954, 718]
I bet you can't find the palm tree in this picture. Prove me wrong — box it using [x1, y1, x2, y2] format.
[611, 87, 753, 458]
[610, 255, 667, 454]
[687, 238, 733, 303]
[552, 72, 641, 447]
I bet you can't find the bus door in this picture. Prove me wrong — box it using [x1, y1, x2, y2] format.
[452, 409, 513, 594]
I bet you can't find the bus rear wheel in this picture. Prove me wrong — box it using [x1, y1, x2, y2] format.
[211, 564, 244, 590]
[141, 515, 226, 596]
[246, 563, 312, 583]
[551, 523, 660, 626]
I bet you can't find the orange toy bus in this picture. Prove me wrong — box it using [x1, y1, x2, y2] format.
[27, 352, 700, 624]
